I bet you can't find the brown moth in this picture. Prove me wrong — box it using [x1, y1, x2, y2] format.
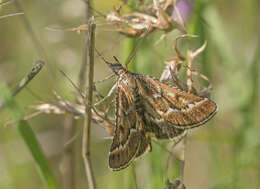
[100, 56, 218, 171]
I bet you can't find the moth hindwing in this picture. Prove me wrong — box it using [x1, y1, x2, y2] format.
[106, 61, 217, 171]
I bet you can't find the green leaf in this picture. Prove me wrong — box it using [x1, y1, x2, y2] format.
[1, 84, 59, 189]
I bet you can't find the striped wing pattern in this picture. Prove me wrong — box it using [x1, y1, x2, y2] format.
[108, 68, 217, 171]
[136, 75, 218, 129]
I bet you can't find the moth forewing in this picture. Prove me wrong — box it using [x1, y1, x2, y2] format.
[136, 74, 218, 129]
[108, 71, 151, 171]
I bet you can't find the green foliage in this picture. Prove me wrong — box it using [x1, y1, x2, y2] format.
[1, 85, 58, 189]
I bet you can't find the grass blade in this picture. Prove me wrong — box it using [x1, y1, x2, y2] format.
[1, 84, 59, 189]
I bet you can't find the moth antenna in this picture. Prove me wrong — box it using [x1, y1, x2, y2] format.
[124, 25, 152, 67]
[58, 69, 85, 100]
[95, 47, 114, 67]
[113, 56, 121, 64]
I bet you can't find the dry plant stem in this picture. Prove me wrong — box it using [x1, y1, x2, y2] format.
[78, 0, 91, 90]
[62, 115, 75, 189]
[61, 1, 92, 188]
[0, 12, 24, 20]
[12, 61, 45, 96]
[82, 18, 96, 189]
[0, 0, 14, 6]
[0, 60, 45, 110]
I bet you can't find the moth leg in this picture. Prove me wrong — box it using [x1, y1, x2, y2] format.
[190, 70, 212, 97]
[94, 83, 117, 106]
[94, 73, 115, 84]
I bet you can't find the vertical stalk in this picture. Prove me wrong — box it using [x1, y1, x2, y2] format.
[61, 115, 75, 189]
[61, 0, 92, 188]
[82, 18, 96, 189]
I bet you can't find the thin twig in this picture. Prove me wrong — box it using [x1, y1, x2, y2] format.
[78, 0, 91, 93]
[62, 114, 75, 189]
[0, 60, 45, 110]
[56, 0, 91, 187]
[82, 18, 96, 189]
[125, 25, 151, 66]
[12, 61, 45, 96]
[0, 12, 24, 20]
[0, 0, 14, 6]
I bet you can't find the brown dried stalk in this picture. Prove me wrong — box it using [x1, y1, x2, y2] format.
[0, 0, 14, 6]
[0, 12, 24, 20]
[82, 17, 96, 189]
[0, 60, 45, 110]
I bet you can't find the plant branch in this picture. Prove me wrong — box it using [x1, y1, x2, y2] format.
[0, 12, 24, 20]
[78, 0, 91, 91]
[0, 0, 14, 7]
[82, 17, 96, 189]
[0, 60, 45, 110]
[61, 114, 75, 189]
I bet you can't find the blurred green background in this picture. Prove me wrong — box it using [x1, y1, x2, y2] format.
[0, 0, 259, 189]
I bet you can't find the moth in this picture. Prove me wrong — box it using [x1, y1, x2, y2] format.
[97, 54, 218, 171]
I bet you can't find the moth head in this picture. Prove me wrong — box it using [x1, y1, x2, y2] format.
[95, 49, 126, 75]
[108, 56, 127, 75]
